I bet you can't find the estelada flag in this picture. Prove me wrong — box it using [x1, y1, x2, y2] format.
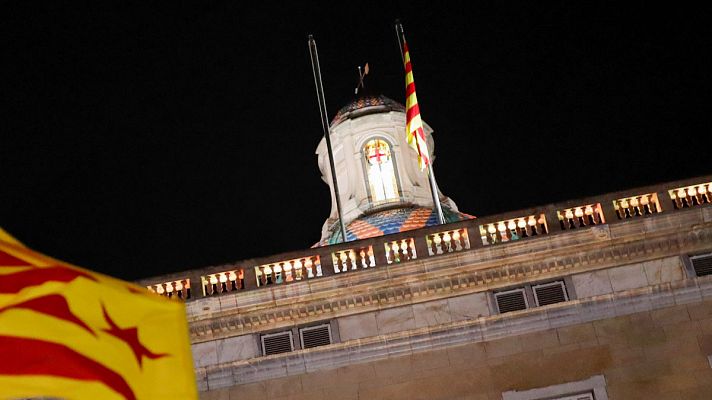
[402, 38, 431, 171]
[0, 227, 198, 400]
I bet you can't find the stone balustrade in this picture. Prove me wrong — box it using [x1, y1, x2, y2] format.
[613, 192, 661, 219]
[146, 278, 191, 299]
[201, 269, 244, 296]
[332, 246, 375, 273]
[557, 203, 605, 230]
[384, 237, 416, 264]
[669, 181, 711, 209]
[137, 175, 712, 301]
[426, 228, 469, 255]
[255, 256, 321, 287]
[479, 214, 548, 245]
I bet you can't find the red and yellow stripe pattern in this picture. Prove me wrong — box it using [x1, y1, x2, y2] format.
[0, 228, 197, 400]
[403, 40, 430, 170]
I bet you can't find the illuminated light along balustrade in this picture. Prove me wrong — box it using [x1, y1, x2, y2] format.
[147, 279, 191, 300]
[557, 203, 605, 230]
[613, 193, 661, 219]
[669, 182, 712, 209]
[255, 256, 321, 287]
[332, 246, 375, 273]
[426, 228, 469, 256]
[202, 269, 244, 295]
[479, 214, 548, 246]
[385, 238, 417, 264]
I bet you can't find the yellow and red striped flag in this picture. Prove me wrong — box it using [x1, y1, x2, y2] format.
[403, 39, 430, 170]
[0, 227, 197, 400]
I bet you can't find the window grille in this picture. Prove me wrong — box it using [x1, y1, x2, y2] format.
[533, 281, 569, 307]
[299, 324, 332, 349]
[495, 288, 528, 313]
[691, 253, 712, 277]
[261, 331, 293, 356]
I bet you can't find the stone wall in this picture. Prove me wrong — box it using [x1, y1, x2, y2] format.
[178, 181, 712, 399]
[199, 299, 712, 400]
[190, 255, 688, 369]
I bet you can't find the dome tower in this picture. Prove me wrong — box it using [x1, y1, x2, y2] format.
[316, 95, 472, 245]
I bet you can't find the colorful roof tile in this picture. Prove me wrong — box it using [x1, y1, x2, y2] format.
[331, 95, 405, 127]
[317, 206, 475, 246]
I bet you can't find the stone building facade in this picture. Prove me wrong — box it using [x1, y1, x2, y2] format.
[138, 96, 712, 400]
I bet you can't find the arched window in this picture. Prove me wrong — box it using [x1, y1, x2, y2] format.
[363, 139, 400, 202]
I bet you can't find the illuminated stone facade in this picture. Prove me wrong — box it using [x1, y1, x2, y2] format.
[138, 98, 712, 399]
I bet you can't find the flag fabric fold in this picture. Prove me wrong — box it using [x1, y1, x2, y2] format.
[402, 39, 431, 170]
[0, 228, 198, 400]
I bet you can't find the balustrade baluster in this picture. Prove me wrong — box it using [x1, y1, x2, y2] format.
[399, 240, 408, 261]
[265, 266, 273, 285]
[445, 234, 453, 252]
[354, 249, 362, 268]
[230, 273, 236, 291]
[307, 258, 315, 277]
[428, 234, 437, 255]
[221, 273, 229, 292]
[296, 258, 305, 280]
[317, 259, 323, 276]
[332, 251, 341, 273]
[287, 260, 295, 282]
[351, 251, 359, 270]
[389, 243, 397, 263]
[409, 239, 417, 259]
[181, 280, 188, 298]
[435, 232, 444, 253]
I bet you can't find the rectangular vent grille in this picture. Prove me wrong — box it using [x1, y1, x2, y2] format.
[533, 281, 569, 307]
[691, 253, 712, 277]
[261, 331, 293, 356]
[495, 288, 528, 314]
[300, 324, 332, 349]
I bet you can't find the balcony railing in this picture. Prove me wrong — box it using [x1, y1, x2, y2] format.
[202, 269, 244, 296]
[613, 193, 661, 219]
[479, 214, 548, 246]
[147, 279, 191, 300]
[385, 238, 416, 264]
[255, 256, 322, 287]
[138, 175, 712, 301]
[426, 228, 470, 255]
[669, 182, 711, 209]
[557, 203, 605, 230]
[332, 246, 375, 273]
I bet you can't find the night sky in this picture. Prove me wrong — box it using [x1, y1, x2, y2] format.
[2, 3, 710, 281]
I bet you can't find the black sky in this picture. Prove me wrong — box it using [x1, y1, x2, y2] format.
[2, 2, 711, 281]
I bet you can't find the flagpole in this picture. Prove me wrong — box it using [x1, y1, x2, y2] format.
[394, 21, 446, 225]
[308, 35, 349, 243]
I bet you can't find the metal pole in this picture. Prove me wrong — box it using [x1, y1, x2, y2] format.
[394, 22, 446, 225]
[308, 35, 349, 242]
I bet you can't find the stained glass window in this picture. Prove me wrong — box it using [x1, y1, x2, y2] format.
[364, 139, 399, 202]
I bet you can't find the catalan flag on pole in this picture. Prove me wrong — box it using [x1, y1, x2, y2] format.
[0, 227, 197, 400]
[402, 38, 430, 170]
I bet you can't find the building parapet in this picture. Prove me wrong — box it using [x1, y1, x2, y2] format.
[136, 175, 712, 305]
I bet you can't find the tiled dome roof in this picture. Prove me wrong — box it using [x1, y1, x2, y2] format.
[331, 95, 405, 127]
[317, 206, 475, 246]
